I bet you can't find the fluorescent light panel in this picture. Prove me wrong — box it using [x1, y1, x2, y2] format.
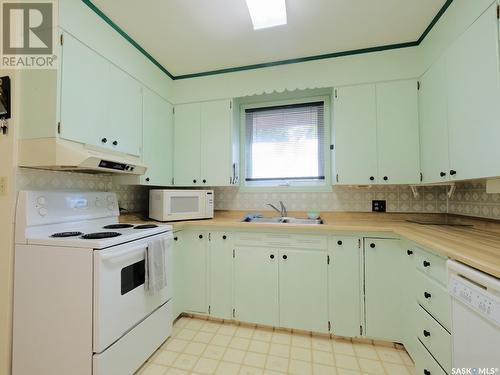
[245, 0, 287, 30]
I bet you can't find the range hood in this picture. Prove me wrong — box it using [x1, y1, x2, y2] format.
[18, 138, 147, 175]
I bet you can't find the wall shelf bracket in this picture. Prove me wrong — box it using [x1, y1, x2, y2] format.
[409, 182, 456, 199]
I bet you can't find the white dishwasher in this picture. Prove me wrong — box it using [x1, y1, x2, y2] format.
[447, 260, 500, 371]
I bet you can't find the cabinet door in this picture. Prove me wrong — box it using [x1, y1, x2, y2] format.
[329, 236, 363, 337]
[279, 249, 329, 332]
[334, 84, 378, 184]
[419, 57, 450, 183]
[176, 231, 208, 314]
[376, 80, 420, 184]
[364, 238, 406, 342]
[60, 33, 110, 149]
[200, 100, 233, 186]
[172, 232, 184, 319]
[107, 65, 142, 156]
[142, 88, 173, 186]
[400, 242, 418, 360]
[208, 232, 233, 319]
[173, 103, 201, 186]
[446, 3, 500, 180]
[234, 247, 279, 326]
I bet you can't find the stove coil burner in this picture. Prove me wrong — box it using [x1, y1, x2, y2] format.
[51, 231, 83, 238]
[134, 224, 158, 229]
[81, 232, 122, 239]
[102, 224, 134, 229]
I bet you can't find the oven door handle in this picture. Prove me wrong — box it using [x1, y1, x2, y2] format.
[100, 244, 149, 263]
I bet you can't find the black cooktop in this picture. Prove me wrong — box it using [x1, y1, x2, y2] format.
[81, 232, 122, 239]
[134, 224, 158, 229]
[51, 231, 83, 238]
[103, 224, 134, 229]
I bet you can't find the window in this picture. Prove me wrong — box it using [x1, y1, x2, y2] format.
[244, 101, 326, 187]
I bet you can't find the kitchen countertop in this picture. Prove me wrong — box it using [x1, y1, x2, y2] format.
[121, 211, 500, 279]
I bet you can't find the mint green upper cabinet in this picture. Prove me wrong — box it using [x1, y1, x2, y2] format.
[329, 236, 363, 337]
[376, 80, 420, 184]
[200, 100, 234, 186]
[173, 103, 202, 186]
[107, 65, 142, 156]
[177, 231, 208, 314]
[334, 84, 378, 184]
[364, 238, 405, 342]
[419, 56, 450, 183]
[234, 246, 279, 327]
[446, 3, 500, 181]
[278, 249, 329, 333]
[60, 33, 109, 149]
[142, 89, 173, 185]
[208, 232, 234, 320]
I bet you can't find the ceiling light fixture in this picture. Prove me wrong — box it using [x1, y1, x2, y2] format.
[245, 0, 287, 30]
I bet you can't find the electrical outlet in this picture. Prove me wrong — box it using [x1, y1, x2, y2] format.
[0, 176, 7, 196]
[372, 200, 386, 212]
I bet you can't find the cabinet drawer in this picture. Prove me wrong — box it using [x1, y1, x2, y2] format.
[415, 271, 451, 331]
[416, 306, 451, 373]
[415, 248, 447, 286]
[233, 232, 327, 250]
[414, 339, 448, 375]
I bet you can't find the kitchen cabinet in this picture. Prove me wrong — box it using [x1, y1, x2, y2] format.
[329, 236, 363, 337]
[364, 238, 407, 341]
[141, 89, 174, 185]
[419, 56, 450, 183]
[279, 249, 329, 332]
[175, 231, 208, 314]
[233, 246, 279, 327]
[400, 242, 418, 360]
[334, 80, 420, 185]
[208, 232, 234, 319]
[60, 32, 142, 156]
[173, 99, 238, 186]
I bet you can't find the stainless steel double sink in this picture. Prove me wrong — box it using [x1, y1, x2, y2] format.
[242, 216, 323, 225]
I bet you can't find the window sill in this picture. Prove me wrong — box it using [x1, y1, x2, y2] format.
[239, 183, 333, 193]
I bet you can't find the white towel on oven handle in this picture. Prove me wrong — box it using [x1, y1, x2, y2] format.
[145, 238, 167, 295]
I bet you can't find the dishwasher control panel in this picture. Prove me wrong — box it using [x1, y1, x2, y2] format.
[450, 275, 500, 326]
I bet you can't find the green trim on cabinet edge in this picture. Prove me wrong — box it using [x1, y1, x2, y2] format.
[82, 0, 453, 81]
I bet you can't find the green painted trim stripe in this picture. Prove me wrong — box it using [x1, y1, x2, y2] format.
[82, 0, 453, 80]
[81, 0, 175, 80]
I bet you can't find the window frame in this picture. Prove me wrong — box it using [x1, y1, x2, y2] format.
[239, 95, 332, 192]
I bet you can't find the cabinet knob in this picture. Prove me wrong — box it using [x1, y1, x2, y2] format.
[145, 177, 150, 182]
[423, 330, 431, 337]
[222, 235, 227, 240]
[370, 243, 376, 248]
[369, 176, 375, 181]
[193, 179, 197, 183]
[202, 179, 207, 183]
[270, 254, 275, 259]
[101, 138, 107, 143]
[112, 140, 118, 146]
[282, 254, 288, 260]
[424, 292, 432, 299]
[424, 370, 431, 375]
[198, 234, 203, 239]
[423, 260, 431, 267]
[440, 172, 446, 177]
[450, 170, 457, 176]
[407, 249, 413, 256]
[383, 176, 388, 181]
[174, 237, 178, 241]
[337, 240, 343, 246]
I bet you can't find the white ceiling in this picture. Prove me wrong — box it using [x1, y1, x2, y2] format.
[91, 0, 446, 77]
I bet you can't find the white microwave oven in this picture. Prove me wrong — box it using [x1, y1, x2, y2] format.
[149, 189, 214, 221]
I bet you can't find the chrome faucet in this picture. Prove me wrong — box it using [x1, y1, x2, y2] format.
[266, 201, 287, 217]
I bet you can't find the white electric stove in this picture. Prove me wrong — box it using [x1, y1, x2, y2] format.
[12, 191, 174, 375]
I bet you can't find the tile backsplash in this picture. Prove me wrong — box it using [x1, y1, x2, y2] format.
[448, 180, 500, 220]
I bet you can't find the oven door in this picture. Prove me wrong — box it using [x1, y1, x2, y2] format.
[93, 232, 173, 353]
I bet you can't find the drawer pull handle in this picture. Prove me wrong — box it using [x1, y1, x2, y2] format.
[198, 234, 203, 239]
[423, 330, 431, 337]
[337, 240, 343, 245]
[222, 235, 227, 240]
[424, 370, 431, 375]
[174, 237, 178, 241]
[270, 254, 275, 260]
[407, 249, 413, 255]
[424, 292, 432, 299]
[423, 260, 431, 267]
[282, 255, 288, 260]
[370, 243, 376, 248]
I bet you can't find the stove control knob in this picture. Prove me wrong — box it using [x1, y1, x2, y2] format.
[37, 196, 46, 205]
[38, 207, 48, 216]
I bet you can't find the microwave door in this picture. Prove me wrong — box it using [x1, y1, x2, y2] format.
[168, 195, 201, 219]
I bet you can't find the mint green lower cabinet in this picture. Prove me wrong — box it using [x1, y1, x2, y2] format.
[234, 246, 279, 327]
[364, 238, 406, 341]
[177, 231, 208, 314]
[208, 232, 233, 319]
[172, 231, 184, 319]
[278, 249, 329, 333]
[329, 236, 363, 337]
[400, 242, 418, 359]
